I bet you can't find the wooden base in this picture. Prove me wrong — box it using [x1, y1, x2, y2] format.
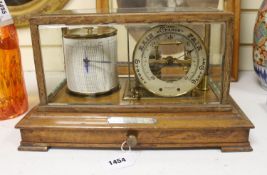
[18, 142, 252, 152]
[16, 97, 254, 152]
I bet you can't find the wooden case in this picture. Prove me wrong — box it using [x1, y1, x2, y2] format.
[16, 9, 254, 152]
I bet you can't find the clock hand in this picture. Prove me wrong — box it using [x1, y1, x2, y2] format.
[86, 60, 112, 63]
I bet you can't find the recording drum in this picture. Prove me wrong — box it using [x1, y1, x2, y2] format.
[63, 26, 119, 96]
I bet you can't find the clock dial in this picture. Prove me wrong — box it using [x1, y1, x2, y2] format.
[133, 25, 207, 97]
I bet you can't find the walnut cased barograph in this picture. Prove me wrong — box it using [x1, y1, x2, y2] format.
[16, 7, 254, 152]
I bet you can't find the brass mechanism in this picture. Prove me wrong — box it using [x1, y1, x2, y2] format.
[198, 75, 209, 91]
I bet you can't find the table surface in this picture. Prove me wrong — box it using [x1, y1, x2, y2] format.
[0, 71, 266, 175]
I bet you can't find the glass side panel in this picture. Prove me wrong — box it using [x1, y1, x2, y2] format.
[38, 22, 226, 107]
[39, 26, 66, 98]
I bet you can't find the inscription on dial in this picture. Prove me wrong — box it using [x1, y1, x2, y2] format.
[133, 25, 207, 97]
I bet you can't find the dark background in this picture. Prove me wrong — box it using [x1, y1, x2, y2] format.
[6, 0, 33, 6]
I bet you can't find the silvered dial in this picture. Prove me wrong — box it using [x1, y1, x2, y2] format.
[133, 25, 207, 97]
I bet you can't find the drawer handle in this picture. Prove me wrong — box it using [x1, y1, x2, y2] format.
[121, 135, 138, 151]
[127, 135, 138, 148]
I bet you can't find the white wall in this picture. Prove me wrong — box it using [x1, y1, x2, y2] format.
[18, 0, 96, 71]
[18, 0, 262, 71]
[240, 0, 262, 70]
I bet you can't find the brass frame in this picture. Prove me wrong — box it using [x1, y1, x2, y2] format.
[8, 0, 69, 27]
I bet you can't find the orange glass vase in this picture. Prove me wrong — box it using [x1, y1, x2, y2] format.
[0, 24, 28, 120]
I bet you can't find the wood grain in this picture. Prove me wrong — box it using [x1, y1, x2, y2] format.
[30, 12, 233, 25]
[16, 97, 253, 152]
[225, 0, 241, 81]
[30, 24, 47, 105]
[16, 9, 253, 152]
[96, 0, 109, 13]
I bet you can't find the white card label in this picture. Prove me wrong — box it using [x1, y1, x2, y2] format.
[102, 152, 139, 170]
[0, 0, 12, 23]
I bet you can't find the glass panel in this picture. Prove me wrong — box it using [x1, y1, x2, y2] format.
[38, 22, 225, 107]
[209, 23, 225, 98]
[39, 26, 66, 100]
[125, 23, 225, 103]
